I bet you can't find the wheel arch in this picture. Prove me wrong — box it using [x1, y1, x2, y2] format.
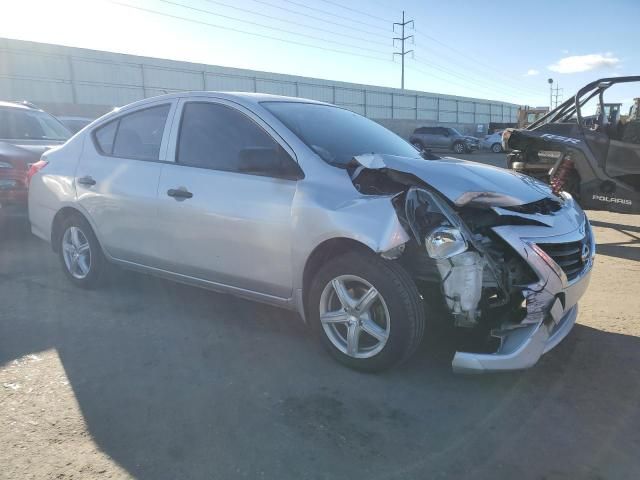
[51, 206, 100, 253]
[301, 237, 374, 317]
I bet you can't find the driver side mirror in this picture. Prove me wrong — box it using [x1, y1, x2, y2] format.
[237, 146, 303, 180]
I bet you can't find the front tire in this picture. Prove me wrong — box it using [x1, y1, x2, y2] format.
[57, 214, 106, 289]
[453, 142, 465, 154]
[308, 250, 425, 372]
[491, 143, 502, 153]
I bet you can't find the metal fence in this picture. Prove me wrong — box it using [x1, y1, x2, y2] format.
[0, 37, 519, 128]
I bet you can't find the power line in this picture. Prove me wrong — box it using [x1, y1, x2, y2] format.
[250, 0, 387, 38]
[315, 0, 389, 23]
[155, 0, 389, 56]
[265, 1, 541, 99]
[283, 0, 390, 32]
[412, 56, 541, 100]
[414, 29, 542, 95]
[110, 1, 393, 62]
[366, 0, 401, 15]
[196, 0, 393, 48]
[414, 41, 543, 96]
[393, 11, 414, 89]
[406, 63, 510, 101]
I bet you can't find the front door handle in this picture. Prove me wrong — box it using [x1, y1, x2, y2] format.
[167, 188, 193, 199]
[77, 176, 96, 186]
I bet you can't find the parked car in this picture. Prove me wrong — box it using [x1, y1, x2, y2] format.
[29, 93, 594, 373]
[57, 116, 93, 134]
[409, 126, 480, 154]
[481, 130, 504, 153]
[0, 101, 71, 223]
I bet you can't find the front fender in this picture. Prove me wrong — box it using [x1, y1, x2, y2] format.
[291, 191, 410, 291]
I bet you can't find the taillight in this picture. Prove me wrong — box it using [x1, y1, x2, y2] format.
[26, 160, 49, 186]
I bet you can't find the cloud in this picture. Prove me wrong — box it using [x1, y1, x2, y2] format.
[524, 69, 540, 76]
[548, 53, 620, 73]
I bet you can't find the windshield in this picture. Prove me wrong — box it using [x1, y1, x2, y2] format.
[262, 102, 420, 166]
[0, 108, 71, 141]
[448, 128, 463, 136]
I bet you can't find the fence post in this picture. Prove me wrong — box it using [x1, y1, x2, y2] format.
[363, 89, 367, 117]
[67, 55, 77, 104]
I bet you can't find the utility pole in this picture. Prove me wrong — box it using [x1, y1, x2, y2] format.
[548, 78, 554, 110]
[393, 11, 414, 90]
[552, 83, 563, 108]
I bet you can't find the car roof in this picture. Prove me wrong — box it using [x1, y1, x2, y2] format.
[58, 116, 93, 121]
[113, 91, 329, 114]
[0, 100, 42, 111]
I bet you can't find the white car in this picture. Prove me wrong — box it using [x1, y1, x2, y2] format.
[481, 131, 504, 153]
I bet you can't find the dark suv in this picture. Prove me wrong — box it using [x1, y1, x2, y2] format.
[0, 101, 70, 223]
[409, 126, 479, 154]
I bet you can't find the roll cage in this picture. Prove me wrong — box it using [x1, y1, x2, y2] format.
[527, 76, 640, 132]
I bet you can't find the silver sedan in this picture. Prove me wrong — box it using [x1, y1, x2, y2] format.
[28, 92, 594, 373]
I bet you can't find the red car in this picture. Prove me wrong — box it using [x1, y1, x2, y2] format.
[0, 101, 70, 225]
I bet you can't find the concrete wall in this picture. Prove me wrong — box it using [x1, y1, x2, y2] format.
[0, 37, 520, 137]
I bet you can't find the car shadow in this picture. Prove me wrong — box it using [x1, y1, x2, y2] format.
[590, 219, 640, 262]
[2, 234, 640, 479]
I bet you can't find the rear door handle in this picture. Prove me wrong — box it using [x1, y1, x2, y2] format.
[167, 188, 193, 199]
[78, 176, 96, 186]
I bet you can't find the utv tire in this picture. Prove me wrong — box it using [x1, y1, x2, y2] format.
[491, 143, 502, 153]
[308, 250, 425, 372]
[453, 142, 465, 154]
[57, 214, 106, 289]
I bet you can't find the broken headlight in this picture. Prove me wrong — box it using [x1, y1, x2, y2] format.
[425, 227, 467, 260]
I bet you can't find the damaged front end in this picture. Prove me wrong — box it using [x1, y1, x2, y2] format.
[351, 154, 595, 373]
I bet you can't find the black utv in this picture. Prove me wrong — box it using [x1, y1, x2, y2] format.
[505, 76, 640, 214]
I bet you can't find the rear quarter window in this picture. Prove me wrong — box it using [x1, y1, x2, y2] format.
[94, 121, 118, 154]
[93, 104, 170, 160]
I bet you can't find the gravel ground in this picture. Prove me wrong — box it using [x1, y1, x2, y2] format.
[1, 199, 639, 479]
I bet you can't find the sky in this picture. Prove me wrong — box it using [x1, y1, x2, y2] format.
[1, 0, 638, 109]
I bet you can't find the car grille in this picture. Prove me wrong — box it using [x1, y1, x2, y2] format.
[536, 238, 588, 281]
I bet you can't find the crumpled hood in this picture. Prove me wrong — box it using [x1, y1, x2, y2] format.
[353, 153, 554, 207]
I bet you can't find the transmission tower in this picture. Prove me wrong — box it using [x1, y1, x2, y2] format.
[393, 11, 414, 89]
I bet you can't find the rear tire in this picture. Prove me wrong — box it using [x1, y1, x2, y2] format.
[308, 250, 425, 372]
[57, 214, 106, 289]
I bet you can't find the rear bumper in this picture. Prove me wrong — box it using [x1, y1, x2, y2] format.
[452, 208, 594, 373]
[0, 188, 28, 218]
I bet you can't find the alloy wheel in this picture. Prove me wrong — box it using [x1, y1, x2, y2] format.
[319, 275, 390, 359]
[62, 226, 92, 279]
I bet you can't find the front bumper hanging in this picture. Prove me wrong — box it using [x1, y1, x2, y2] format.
[452, 215, 595, 373]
